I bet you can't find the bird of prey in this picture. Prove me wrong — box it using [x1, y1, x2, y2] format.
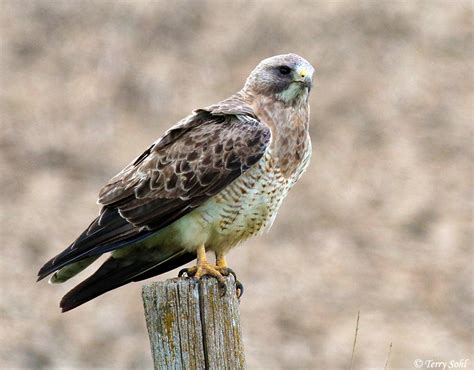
[37, 53, 314, 312]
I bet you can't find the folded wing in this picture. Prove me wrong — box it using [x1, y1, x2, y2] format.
[37, 108, 270, 281]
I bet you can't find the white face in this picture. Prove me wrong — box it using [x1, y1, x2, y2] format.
[276, 79, 311, 103]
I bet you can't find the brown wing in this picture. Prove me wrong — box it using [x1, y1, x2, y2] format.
[98, 110, 270, 230]
[37, 103, 269, 281]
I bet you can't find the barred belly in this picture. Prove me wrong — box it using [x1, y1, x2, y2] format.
[197, 150, 307, 254]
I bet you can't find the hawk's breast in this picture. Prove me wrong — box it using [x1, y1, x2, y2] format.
[198, 143, 311, 253]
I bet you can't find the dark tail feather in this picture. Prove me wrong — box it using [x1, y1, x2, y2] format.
[60, 251, 195, 312]
[37, 207, 151, 282]
[132, 251, 195, 282]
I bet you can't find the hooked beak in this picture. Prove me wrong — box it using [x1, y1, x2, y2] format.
[295, 66, 313, 90]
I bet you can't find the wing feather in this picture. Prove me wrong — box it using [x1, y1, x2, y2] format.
[99, 112, 270, 230]
[38, 99, 270, 280]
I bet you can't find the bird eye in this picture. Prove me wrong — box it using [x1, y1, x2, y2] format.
[278, 66, 291, 75]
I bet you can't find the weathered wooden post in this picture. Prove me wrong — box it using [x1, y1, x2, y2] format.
[142, 276, 245, 369]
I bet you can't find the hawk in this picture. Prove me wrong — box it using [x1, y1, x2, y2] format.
[37, 54, 314, 312]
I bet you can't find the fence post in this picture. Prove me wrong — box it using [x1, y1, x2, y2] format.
[142, 276, 245, 369]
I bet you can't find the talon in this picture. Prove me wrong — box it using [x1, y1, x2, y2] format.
[216, 265, 242, 298]
[178, 246, 236, 296]
[178, 266, 197, 277]
[179, 244, 226, 289]
[218, 267, 237, 280]
[215, 262, 243, 299]
[236, 280, 244, 299]
[218, 281, 227, 296]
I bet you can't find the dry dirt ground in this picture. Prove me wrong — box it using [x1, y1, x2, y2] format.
[1, 1, 472, 369]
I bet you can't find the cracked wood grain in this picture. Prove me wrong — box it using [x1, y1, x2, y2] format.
[142, 277, 245, 370]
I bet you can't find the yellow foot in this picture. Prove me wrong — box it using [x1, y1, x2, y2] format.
[178, 265, 243, 298]
[179, 263, 228, 295]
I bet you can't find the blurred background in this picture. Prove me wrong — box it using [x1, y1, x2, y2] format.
[0, 0, 472, 369]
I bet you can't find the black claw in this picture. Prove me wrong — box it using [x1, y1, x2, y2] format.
[220, 267, 237, 280]
[218, 281, 227, 297]
[236, 280, 244, 299]
[179, 268, 197, 277]
[219, 268, 243, 299]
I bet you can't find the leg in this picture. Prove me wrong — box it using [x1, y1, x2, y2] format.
[216, 254, 228, 269]
[178, 245, 227, 294]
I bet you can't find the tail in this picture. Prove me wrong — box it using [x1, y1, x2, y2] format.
[60, 251, 195, 312]
[37, 207, 151, 282]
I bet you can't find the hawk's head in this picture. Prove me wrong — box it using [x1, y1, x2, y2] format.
[243, 53, 315, 104]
